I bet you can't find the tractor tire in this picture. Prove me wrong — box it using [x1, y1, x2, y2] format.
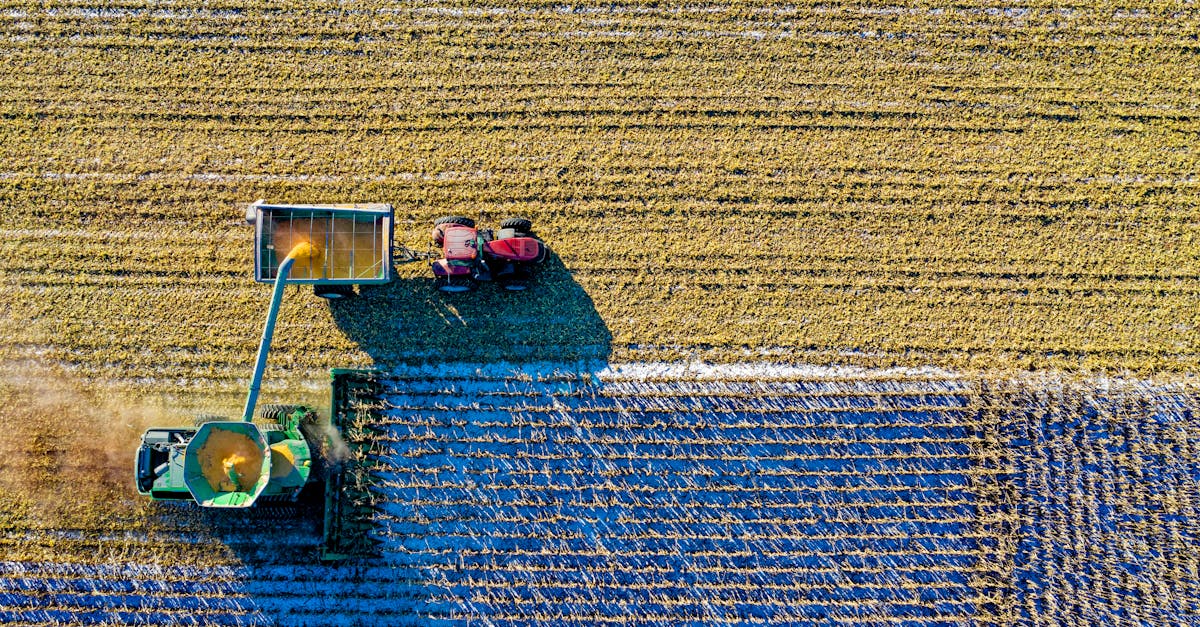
[193, 414, 228, 427]
[314, 284, 355, 300]
[500, 217, 533, 233]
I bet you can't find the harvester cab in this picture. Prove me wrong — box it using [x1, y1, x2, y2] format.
[134, 202, 390, 561]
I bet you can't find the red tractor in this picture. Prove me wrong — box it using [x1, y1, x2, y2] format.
[430, 216, 548, 292]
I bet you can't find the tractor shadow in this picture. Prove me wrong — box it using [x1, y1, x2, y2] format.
[314, 249, 610, 572]
[329, 250, 612, 366]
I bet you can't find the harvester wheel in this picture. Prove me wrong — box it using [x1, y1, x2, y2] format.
[259, 404, 304, 423]
[314, 284, 355, 300]
[192, 414, 227, 427]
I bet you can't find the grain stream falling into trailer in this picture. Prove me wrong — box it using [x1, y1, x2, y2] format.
[269, 217, 383, 281]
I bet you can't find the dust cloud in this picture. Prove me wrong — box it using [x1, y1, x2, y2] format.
[0, 363, 174, 525]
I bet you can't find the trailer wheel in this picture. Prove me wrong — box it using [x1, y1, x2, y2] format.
[500, 217, 533, 233]
[314, 284, 355, 300]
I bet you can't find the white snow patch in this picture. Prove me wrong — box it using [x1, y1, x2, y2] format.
[377, 360, 1198, 395]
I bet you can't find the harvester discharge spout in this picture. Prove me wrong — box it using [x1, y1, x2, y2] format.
[241, 242, 322, 423]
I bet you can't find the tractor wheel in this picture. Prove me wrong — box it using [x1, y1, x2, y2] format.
[434, 216, 475, 228]
[314, 284, 355, 300]
[193, 414, 228, 427]
[500, 217, 533, 233]
[432, 216, 475, 246]
[438, 280, 472, 293]
[259, 404, 304, 423]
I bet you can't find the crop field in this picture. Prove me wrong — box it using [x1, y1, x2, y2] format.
[1, 363, 1197, 625]
[2, 1, 1200, 380]
[1, 1, 1199, 626]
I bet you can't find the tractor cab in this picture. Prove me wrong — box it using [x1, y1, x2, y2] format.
[430, 216, 548, 292]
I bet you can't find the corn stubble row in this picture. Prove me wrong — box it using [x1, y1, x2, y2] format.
[987, 384, 1200, 627]
[1, 1, 1199, 378]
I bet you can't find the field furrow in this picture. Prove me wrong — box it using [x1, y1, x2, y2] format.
[1, 1, 1198, 372]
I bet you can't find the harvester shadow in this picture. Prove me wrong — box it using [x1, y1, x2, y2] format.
[330, 250, 613, 366]
[176, 482, 329, 561]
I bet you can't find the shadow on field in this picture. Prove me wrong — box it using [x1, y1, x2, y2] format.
[328, 250, 613, 366]
[195, 249, 610, 590]
[115, 250, 614, 624]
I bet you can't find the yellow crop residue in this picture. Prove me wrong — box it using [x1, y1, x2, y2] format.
[197, 429, 264, 493]
[271, 218, 383, 280]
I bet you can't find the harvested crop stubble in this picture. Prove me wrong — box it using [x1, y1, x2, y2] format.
[1, 1, 1199, 378]
[0, 361, 1196, 624]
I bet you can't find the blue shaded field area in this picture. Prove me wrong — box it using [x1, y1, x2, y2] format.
[1, 366, 1196, 626]
[374, 369, 999, 625]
